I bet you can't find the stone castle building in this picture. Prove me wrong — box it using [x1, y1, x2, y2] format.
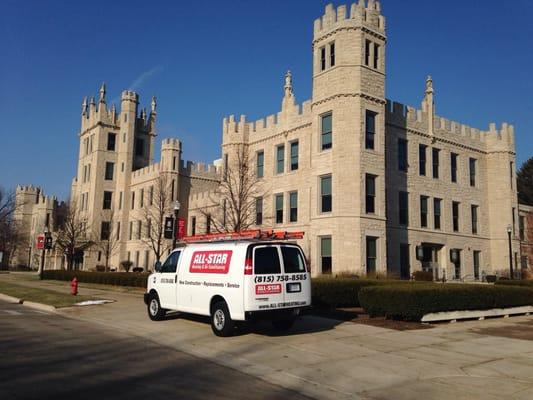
[13, 1, 531, 278]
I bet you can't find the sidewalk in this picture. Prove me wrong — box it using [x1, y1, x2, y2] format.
[2, 272, 533, 399]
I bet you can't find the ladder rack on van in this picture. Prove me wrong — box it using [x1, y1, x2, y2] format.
[181, 229, 304, 243]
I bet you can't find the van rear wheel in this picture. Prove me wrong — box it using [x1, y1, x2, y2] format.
[272, 317, 295, 331]
[147, 293, 166, 321]
[211, 301, 234, 337]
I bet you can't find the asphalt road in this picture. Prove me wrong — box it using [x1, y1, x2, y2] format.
[0, 300, 311, 400]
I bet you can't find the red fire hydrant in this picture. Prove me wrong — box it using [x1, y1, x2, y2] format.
[70, 277, 78, 296]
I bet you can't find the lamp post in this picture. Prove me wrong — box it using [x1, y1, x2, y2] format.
[507, 225, 513, 279]
[39, 226, 48, 280]
[172, 200, 181, 250]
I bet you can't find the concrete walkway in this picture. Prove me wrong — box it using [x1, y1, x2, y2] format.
[2, 273, 533, 399]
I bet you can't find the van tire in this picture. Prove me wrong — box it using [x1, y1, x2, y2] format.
[272, 317, 295, 331]
[147, 293, 166, 321]
[211, 301, 234, 337]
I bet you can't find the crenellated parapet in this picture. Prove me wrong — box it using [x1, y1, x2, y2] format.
[313, 1, 385, 43]
[131, 162, 161, 184]
[180, 160, 221, 179]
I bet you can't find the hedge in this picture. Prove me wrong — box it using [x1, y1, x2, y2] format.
[495, 280, 533, 287]
[358, 284, 533, 321]
[43, 270, 149, 288]
[311, 277, 420, 308]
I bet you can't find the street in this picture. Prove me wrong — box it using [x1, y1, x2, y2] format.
[0, 300, 310, 400]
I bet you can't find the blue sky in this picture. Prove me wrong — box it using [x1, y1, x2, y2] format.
[1, 0, 532, 199]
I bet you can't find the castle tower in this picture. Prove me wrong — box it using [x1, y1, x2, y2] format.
[309, 1, 387, 275]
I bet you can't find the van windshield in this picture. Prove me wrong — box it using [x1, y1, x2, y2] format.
[254, 246, 281, 274]
[281, 246, 306, 273]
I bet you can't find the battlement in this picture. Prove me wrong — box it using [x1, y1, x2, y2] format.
[16, 185, 40, 195]
[313, 1, 385, 40]
[180, 160, 221, 177]
[131, 162, 161, 181]
[121, 90, 139, 103]
[161, 138, 182, 150]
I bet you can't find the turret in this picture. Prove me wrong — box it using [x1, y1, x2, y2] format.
[161, 138, 182, 172]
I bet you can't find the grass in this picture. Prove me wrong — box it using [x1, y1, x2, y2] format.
[0, 281, 96, 308]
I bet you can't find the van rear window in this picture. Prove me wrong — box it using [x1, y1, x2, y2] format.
[254, 247, 281, 275]
[281, 247, 306, 273]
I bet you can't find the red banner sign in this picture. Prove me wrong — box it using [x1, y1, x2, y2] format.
[36, 235, 45, 250]
[189, 250, 232, 274]
[255, 284, 282, 295]
[177, 218, 186, 240]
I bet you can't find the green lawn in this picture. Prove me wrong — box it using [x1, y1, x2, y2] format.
[0, 281, 96, 308]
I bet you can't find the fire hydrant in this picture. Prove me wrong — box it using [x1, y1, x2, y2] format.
[70, 277, 78, 296]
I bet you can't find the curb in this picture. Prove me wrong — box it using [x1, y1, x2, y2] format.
[0, 292, 57, 313]
[0, 293, 22, 304]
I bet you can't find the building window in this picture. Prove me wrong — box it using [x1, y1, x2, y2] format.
[419, 144, 427, 176]
[289, 192, 298, 223]
[365, 174, 376, 214]
[140, 188, 144, 208]
[171, 179, 175, 201]
[373, 43, 379, 69]
[365, 110, 376, 150]
[329, 42, 335, 67]
[137, 220, 142, 240]
[469, 158, 477, 187]
[103, 191, 112, 210]
[275, 194, 284, 224]
[320, 175, 332, 213]
[191, 216, 196, 236]
[116, 222, 120, 240]
[172, 156, 177, 171]
[144, 250, 149, 270]
[107, 133, 116, 151]
[121, 162, 124, 172]
[129, 221, 133, 240]
[276, 144, 285, 174]
[256, 151, 264, 178]
[473, 250, 481, 280]
[432, 148, 440, 179]
[510, 162, 514, 189]
[366, 236, 378, 275]
[206, 215, 211, 234]
[398, 138, 408, 172]
[105, 162, 114, 180]
[512, 207, 516, 236]
[135, 138, 144, 157]
[434, 198, 442, 230]
[320, 46, 326, 71]
[452, 201, 460, 232]
[399, 191, 409, 226]
[87, 164, 91, 181]
[100, 221, 110, 241]
[149, 186, 154, 205]
[365, 39, 371, 66]
[255, 198, 263, 225]
[146, 219, 151, 239]
[420, 196, 428, 228]
[320, 236, 332, 274]
[321, 113, 332, 150]
[119, 191, 123, 210]
[471, 205, 478, 235]
[290, 141, 299, 171]
[223, 153, 228, 181]
[519, 215, 525, 241]
[451, 153, 458, 183]
[131, 191, 135, 210]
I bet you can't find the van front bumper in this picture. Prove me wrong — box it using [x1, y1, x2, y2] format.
[143, 293, 149, 305]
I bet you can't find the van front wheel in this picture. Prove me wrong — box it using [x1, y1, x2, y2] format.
[211, 301, 234, 337]
[147, 293, 166, 321]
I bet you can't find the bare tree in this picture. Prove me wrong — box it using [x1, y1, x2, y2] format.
[200, 145, 267, 233]
[141, 174, 173, 263]
[0, 188, 18, 224]
[92, 208, 120, 272]
[0, 187, 25, 269]
[55, 198, 92, 270]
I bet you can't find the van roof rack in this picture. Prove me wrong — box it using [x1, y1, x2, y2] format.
[181, 229, 304, 244]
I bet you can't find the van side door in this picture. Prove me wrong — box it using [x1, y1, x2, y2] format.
[158, 250, 181, 309]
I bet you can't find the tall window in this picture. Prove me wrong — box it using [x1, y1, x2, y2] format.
[255, 198, 263, 225]
[419, 144, 427, 176]
[365, 110, 376, 150]
[510, 162, 514, 189]
[512, 207, 516, 235]
[256, 150, 264, 178]
[146, 219, 150, 239]
[190, 216, 196, 236]
[434, 198, 442, 230]
[329, 42, 335, 67]
[451, 153, 458, 183]
[398, 138, 408, 172]
[103, 191, 112, 210]
[223, 153, 228, 181]
[129, 221, 133, 240]
[320, 46, 326, 71]
[206, 215, 211, 234]
[469, 158, 477, 187]
[473, 251, 481, 280]
[519, 215, 525, 241]
[321, 113, 332, 150]
[365, 39, 371, 66]
[420, 196, 428, 228]
[131, 191, 135, 210]
[100, 221, 110, 241]
[399, 191, 409, 226]
[289, 192, 298, 222]
[366, 236, 377, 275]
[320, 175, 332, 213]
[135, 138, 144, 157]
[290, 141, 299, 171]
[365, 174, 376, 214]
[140, 188, 144, 208]
[276, 144, 285, 174]
[373, 43, 379, 69]
[105, 162, 114, 180]
[452, 201, 460, 232]
[116, 222, 120, 240]
[320, 236, 332, 274]
[107, 133, 116, 151]
[119, 191, 123, 210]
[275, 194, 284, 224]
[149, 186, 154, 205]
[432, 148, 440, 179]
[471, 205, 478, 234]
[137, 220, 142, 240]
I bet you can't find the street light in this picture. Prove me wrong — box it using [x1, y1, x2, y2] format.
[507, 225, 513, 279]
[172, 200, 181, 249]
[39, 226, 49, 280]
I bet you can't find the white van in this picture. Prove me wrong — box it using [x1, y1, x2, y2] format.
[143, 231, 311, 336]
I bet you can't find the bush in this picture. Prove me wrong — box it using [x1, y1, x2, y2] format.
[358, 284, 533, 321]
[496, 280, 533, 287]
[95, 265, 106, 272]
[120, 260, 133, 273]
[132, 267, 144, 273]
[42, 270, 149, 288]
[412, 271, 433, 281]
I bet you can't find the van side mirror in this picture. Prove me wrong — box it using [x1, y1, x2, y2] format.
[154, 261, 162, 272]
